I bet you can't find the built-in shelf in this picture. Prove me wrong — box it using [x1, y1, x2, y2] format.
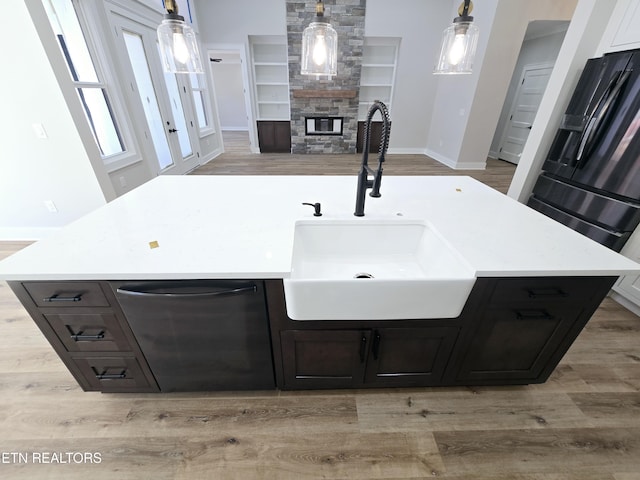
[250, 36, 290, 121]
[359, 38, 400, 120]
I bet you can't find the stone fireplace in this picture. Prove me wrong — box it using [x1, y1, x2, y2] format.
[286, 0, 366, 154]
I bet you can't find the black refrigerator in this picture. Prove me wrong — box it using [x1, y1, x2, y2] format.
[527, 49, 640, 252]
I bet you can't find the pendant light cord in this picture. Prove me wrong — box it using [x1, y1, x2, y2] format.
[457, 0, 474, 21]
[165, 0, 178, 15]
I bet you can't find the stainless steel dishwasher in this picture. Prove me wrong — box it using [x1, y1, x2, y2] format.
[111, 280, 275, 392]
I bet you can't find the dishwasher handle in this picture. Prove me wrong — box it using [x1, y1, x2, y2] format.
[116, 284, 257, 298]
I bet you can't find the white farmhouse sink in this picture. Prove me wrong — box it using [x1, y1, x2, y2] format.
[283, 219, 476, 320]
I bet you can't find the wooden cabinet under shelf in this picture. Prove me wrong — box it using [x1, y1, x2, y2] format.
[257, 120, 291, 153]
[8, 281, 158, 393]
[356, 121, 384, 153]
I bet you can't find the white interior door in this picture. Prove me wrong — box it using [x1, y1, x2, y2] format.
[498, 65, 554, 164]
[110, 11, 200, 175]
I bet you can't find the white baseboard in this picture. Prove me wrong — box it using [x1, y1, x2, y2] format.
[221, 127, 249, 132]
[609, 291, 640, 317]
[0, 227, 60, 241]
[197, 147, 224, 166]
[453, 160, 487, 170]
[424, 148, 486, 170]
[387, 147, 429, 155]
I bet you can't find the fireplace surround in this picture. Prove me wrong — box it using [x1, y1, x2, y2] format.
[286, 0, 366, 154]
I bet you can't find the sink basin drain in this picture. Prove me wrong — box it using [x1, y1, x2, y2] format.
[354, 272, 374, 279]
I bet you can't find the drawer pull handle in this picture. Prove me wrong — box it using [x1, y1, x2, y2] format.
[359, 334, 368, 363]
[372, 331, 381, 360]
[70, 331, 105, 341]
[96, 370, 127, 380]
[516, 310, 554, 321]
[526, 288, 568, 299]
[43, 294, 83, 303]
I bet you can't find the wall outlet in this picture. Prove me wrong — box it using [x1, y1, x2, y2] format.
[43, 200, 58, 213]
[119, 176, 127, 189]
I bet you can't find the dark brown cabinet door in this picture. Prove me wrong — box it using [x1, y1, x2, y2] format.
[257, 121, 291, 153]
[364, 327, 459, 386]
[454, 306, 580, 383]
[356, 121, 384, 153]
[449, 276, 617, 385]
[280, 330, 370, 389]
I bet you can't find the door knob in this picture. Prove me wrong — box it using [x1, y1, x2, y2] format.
[168, 128, 178, 133]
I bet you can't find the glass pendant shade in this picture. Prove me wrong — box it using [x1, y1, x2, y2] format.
[434, 20, 479, 75]
[301, 21, 338, 77]
[157, 16, 203, 74]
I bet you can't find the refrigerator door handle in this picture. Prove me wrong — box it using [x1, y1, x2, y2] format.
[575, 74, 618, 163]
[576, 69, 632, 164]
[576, 116, 598, 164]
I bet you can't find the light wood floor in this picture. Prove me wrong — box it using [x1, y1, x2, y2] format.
[193, 131, 517, 194]
[1, 137, 640, 478]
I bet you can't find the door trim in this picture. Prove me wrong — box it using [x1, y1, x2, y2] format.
[497, 62, 555, 164]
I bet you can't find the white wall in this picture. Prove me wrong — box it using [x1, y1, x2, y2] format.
[365, 0, 451, 153]
[0, 0, 108, 240]
[489, 25, 568, 157]
[193, 0, 286, 44]
[426, 0, 576, 170]
[425, 0, 500, 169]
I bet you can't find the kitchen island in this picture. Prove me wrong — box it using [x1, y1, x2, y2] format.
[0, 175, 638, 392]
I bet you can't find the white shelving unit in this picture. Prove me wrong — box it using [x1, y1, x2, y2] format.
[358, 38, 400, 120]
[250, 36, 290, 121]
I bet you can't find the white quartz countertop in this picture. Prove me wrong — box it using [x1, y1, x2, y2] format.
[1, 175, 638, 280]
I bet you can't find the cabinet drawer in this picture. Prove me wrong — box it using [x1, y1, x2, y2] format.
[488, 277, 604, 305]
[44, 312, 132, 353]
[23, 282, 110, 308]
[72, 356, 157, 393]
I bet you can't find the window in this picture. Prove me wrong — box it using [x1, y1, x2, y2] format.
[43, 0, 125, 159]
[190, 72, 210, 130]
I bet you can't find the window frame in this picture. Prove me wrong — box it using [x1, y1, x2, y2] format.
[189, 72, 215, 135]
[45, 0, 143, 173]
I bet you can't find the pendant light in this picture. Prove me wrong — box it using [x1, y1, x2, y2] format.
[434, 0, 479, 75]
[301, 0, 338, 78]
[157, 0, 203, 74]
